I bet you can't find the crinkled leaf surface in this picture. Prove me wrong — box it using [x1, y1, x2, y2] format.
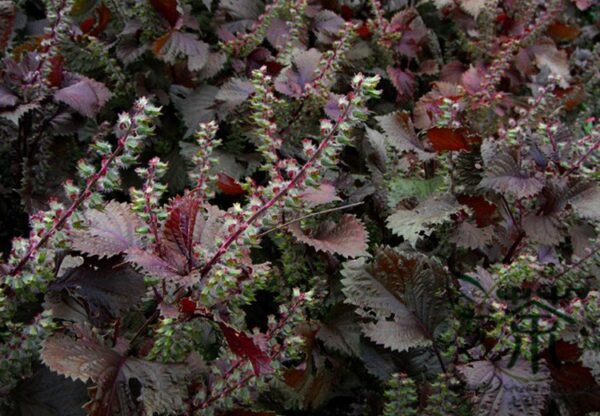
[70, 201, 143, 258]
[479, 142, 544, 199]
[288, 214, 369, 258]
[375, 111, 436, 160]
[341, 247, 449, 352]
[458, 358, 551, 416]
[42, 331, 190, 416]
[387, 193, 462, 245]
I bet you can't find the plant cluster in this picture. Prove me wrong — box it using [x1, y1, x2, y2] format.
[0, 0, 599, 415]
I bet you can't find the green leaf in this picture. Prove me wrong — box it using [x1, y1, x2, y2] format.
[387, 193, 462, 245]
[387, 176, 445, 209]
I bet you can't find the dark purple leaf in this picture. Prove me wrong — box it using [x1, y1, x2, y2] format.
[458, 358, 551, 416]
[50, 258, 145, 323]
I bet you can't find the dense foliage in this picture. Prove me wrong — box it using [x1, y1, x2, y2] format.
[0, 0, 599, 415]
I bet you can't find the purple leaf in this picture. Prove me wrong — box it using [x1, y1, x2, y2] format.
[171, 84, 219, 137]
[342, 247, 449, 352]
[522, 214, 564, 246]
[42, 330, 190, 415]
[266, 18, 291, 49]
[54, 77, 112, 118]
[0, 85, 17, 108]
[458, 358, 551, 416]
[300, 183, 341, 207]
[50, 258, 145, 323]
[216, 78, 255, 115]
[154, 31, 209, 71]
[375, 111, 436, 161]
[479, 141, 544, 199]
[461, 64, 485, 95]
[450, 222, 494, 250]
[288, 214, 369, 258]
[387, 66, 415, 99]
[70, 201, 143, 258]
[274, 49, 322, 97]
[313, 10, 344, 44]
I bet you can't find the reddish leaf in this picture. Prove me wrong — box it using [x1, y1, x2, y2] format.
[427, 127, 469, 152]
[456, 195, 496, 226]
[163, 194, 202, 267]
[218, 322, 273, 376]
[340, 5, 353, 21]
[217, 172, 244, 196]
[79, 3, 111, 37]
[547, 21, 581, 42]
[355, 22, 372, 39]
[555, 84, 585, 110]
[179, 297, 197, 314]
[47, 55, 64, 88]
[150, 0, 180, 27]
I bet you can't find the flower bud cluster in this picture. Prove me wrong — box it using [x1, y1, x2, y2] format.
[187, 121, 222, 203]
[0, 312, 54, 394]
[305, 22, 356, 100]
[1, 97, 160, 351]
[278, 0, 308, 64]
[132, 157, 168, 246]
[250, 67, 282, 177]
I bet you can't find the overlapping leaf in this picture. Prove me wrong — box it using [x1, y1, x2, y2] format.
[274, 49, 323, 98]
[387, 193, 462, 245]
[341, 247, 449, 352]
[479, 141, 544, 199]
[458, 358, 551, 416]
[42, 331, 190, 415]
[288, 214, 369, 258]
[49, 258, 145, 324]
[218, 322, 273, 376]
[54, 77, 112, 118]
[70, 201, 143, 258]
[375, 111, 436, 161]
[153, 30, 209, 71]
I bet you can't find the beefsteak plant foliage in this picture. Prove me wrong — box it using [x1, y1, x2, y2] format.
[0, 0, 599, 415]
